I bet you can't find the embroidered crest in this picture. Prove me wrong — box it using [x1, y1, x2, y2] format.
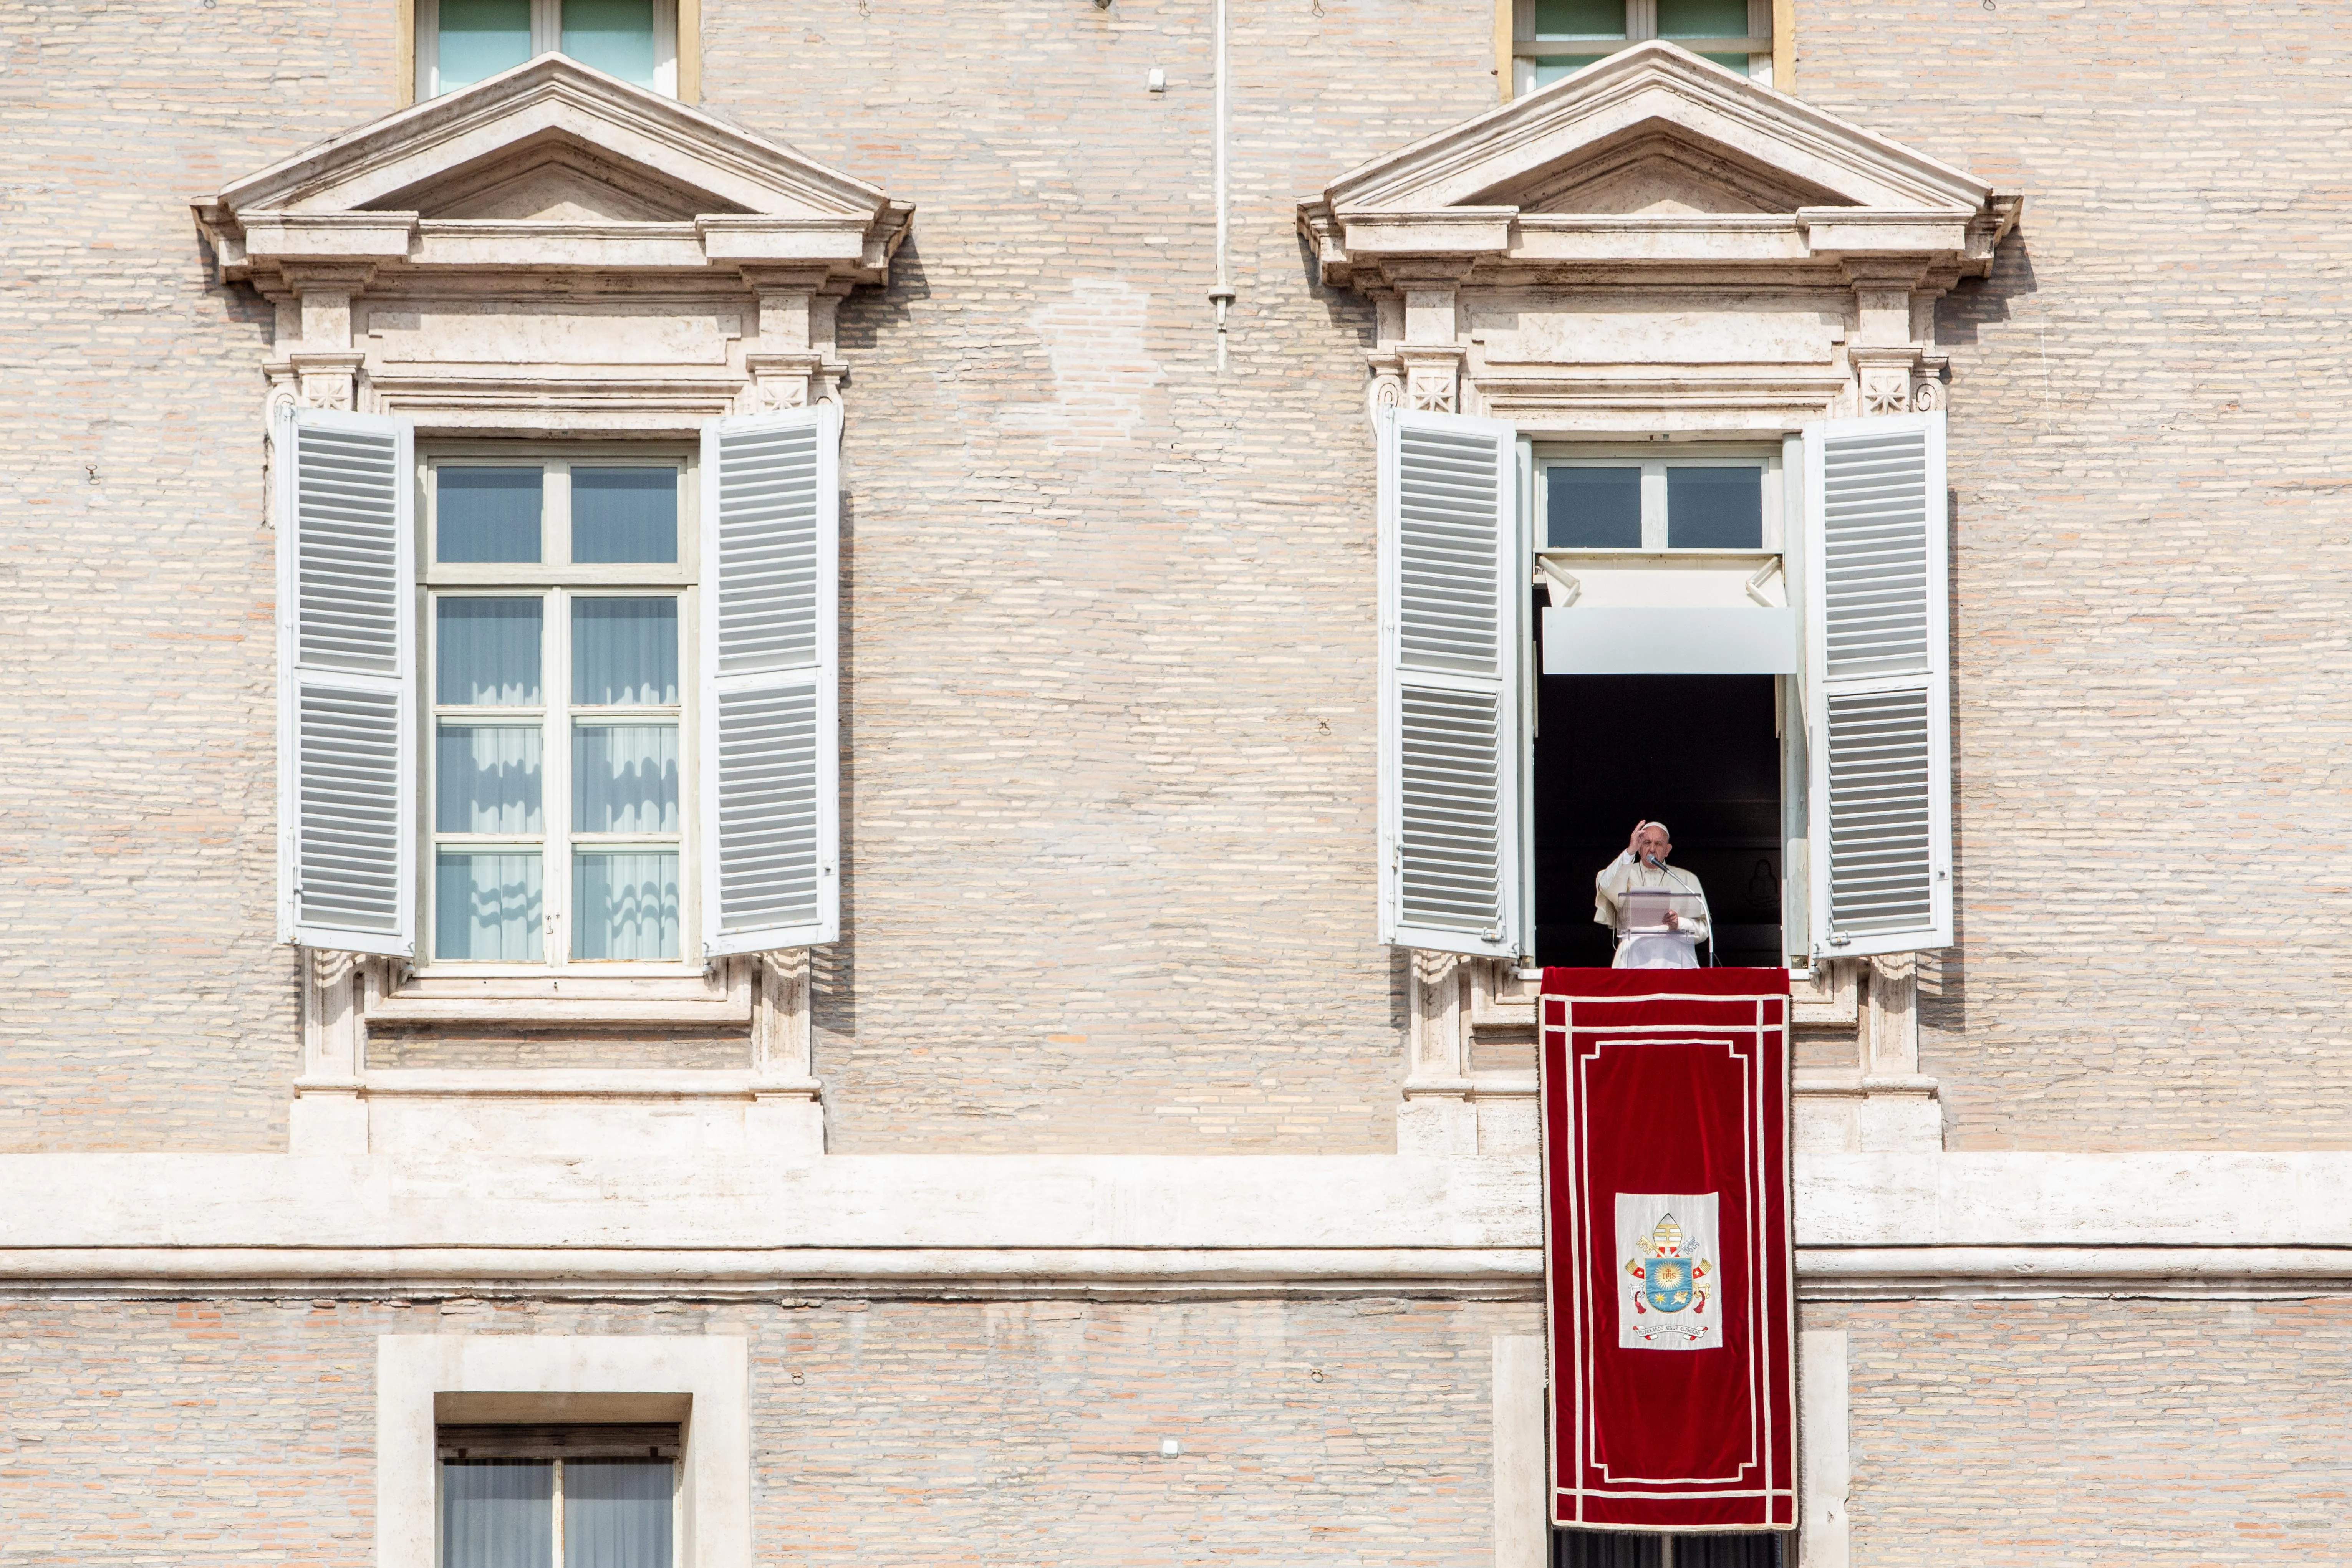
[1614, 1193, 1722, 1351]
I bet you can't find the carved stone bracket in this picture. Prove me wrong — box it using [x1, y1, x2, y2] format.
[749, 949, 824, 1156]
[1398, 953, 1537, 1157]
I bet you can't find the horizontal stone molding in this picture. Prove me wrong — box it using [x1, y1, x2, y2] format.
[0, 1154, 2347, 1302]
[3, 1245, 2346, 1303]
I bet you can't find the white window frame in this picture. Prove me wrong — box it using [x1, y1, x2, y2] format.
[418, 445, 701, 978]
[1511, 0, 1774, 95]
[415, 0, 680, 99]
[1533, 442, 1784, 557]
[378, 1335, 749, 1568]
[1529, 437, 1801, 963]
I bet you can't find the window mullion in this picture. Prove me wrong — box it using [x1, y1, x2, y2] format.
[550, 1456, 565, 1568]
[550, 586, 571, 969]
[1641, 460, 1668, 551]
[535, 0, 561, 59]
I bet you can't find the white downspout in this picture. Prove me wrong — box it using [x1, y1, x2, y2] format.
[1209, 0, 1234, 371]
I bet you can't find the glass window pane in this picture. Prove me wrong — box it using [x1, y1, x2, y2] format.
[1666, 466, 1764, 549]
[1656, 0, 1749, 37]
[1533, 0, 1624, 37]
[572, 468, 679, 564]
[573, 598, 679, 707]
[564, 1459, 674, 1568]
[442, 1459, 553, 1568]
[572, 852, 681, 961]
[438, 599, 544, 707]
[1532, 57, 1607, 86]
[574, 724, 679, 834]
[436, 0, 533, 93]
[437, 468, 542, 563]
[1699, 51, 1754, 71]
[438, 725, 545, 834]
[562, 0, 658, 86]
[1547, 467, 1643, 549]
[435, 851, 544, 961]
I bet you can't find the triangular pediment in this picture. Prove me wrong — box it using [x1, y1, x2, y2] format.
[211, 53, 900, 232]
[1493, 127, 1852, 217]
[364, 135, 750, 222]
[1319, 41, 1994, 220]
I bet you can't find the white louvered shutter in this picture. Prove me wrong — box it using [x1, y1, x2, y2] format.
[699, 404, 839, 956]
[276, 407, 416, 955]
[1377, 407, 1529, 959]
[1801, 411, 1952, 957]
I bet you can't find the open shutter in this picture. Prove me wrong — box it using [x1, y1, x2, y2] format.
[276, 407, 415, 956]
[1378, 407, 1528, 959]
[1802, 411, 1951, 957]
[699, 404, 839, 956]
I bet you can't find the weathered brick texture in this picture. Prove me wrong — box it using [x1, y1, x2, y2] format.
[0, 0, 407, 1151]
[3, 0, 2350, 1152]
[0, 1296, 1534, 1566]
[1792, 3, 2352, 1148]
[1807, 1298, 2352, 1564]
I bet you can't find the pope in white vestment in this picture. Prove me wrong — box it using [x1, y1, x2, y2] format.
[1595, 820, 1711, 969]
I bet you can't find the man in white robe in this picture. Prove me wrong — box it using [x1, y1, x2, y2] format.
[1595, 820, 1711, 969]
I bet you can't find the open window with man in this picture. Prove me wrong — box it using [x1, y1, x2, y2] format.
[1374, 408, 1953, 973]
[1594, 819, 1712, 969]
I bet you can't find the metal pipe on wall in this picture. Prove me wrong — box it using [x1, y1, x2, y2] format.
[1209, 0, 1234, 370]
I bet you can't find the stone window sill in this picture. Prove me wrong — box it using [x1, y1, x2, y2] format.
[363, 964, 754, 1027]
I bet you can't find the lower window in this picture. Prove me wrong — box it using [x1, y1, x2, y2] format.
[1554, 1531, 1786, 1568]
[440, 1424, 678, 1568]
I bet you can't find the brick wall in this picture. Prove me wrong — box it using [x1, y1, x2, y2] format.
[0, 1295, 1532, 1565]
[5, 0, 2350, 1153]
[1809, 1296, 2352, 1563]
[1789, 4, 2352, 1148]
[0, 1, 412, 1151]
[717, 0, 1503, 1153]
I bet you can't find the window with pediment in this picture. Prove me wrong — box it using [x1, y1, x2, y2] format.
[194, 58, 908, 1149]
[1299, 42, 2019, 969]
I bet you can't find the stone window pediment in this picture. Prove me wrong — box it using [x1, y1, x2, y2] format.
[1297, 41, 2020, 427]
[195, 55, 913, 425]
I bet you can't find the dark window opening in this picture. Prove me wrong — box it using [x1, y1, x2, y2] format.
[1554, 1528, 1789, 1568]
[1533, 669, 1784, 969]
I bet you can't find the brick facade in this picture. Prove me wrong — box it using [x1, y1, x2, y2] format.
[0, 1296, 1533, 1566]
[1814, 1297, 2352, 1563]
[10, 0, 2350, 1154]
[3, 0, 2349, 1563]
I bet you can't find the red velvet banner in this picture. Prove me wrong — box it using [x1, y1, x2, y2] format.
[1540, 968, 1795, 1533]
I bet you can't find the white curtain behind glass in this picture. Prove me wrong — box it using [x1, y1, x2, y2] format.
[572, 851, 679, 960]
[439, 725, 545, 833]
[572, 598, 677, 706]
[436, 851, 544, 961]
[573, 725, 677, 834]
[443, 1460, 553, 1568]
[563, 1460, 674, 1568]
[440, 599, 543, 707]
[571, 468, 677, 564]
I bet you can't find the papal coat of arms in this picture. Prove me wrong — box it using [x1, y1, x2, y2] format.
[1614, 1193, 1722, 1350]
